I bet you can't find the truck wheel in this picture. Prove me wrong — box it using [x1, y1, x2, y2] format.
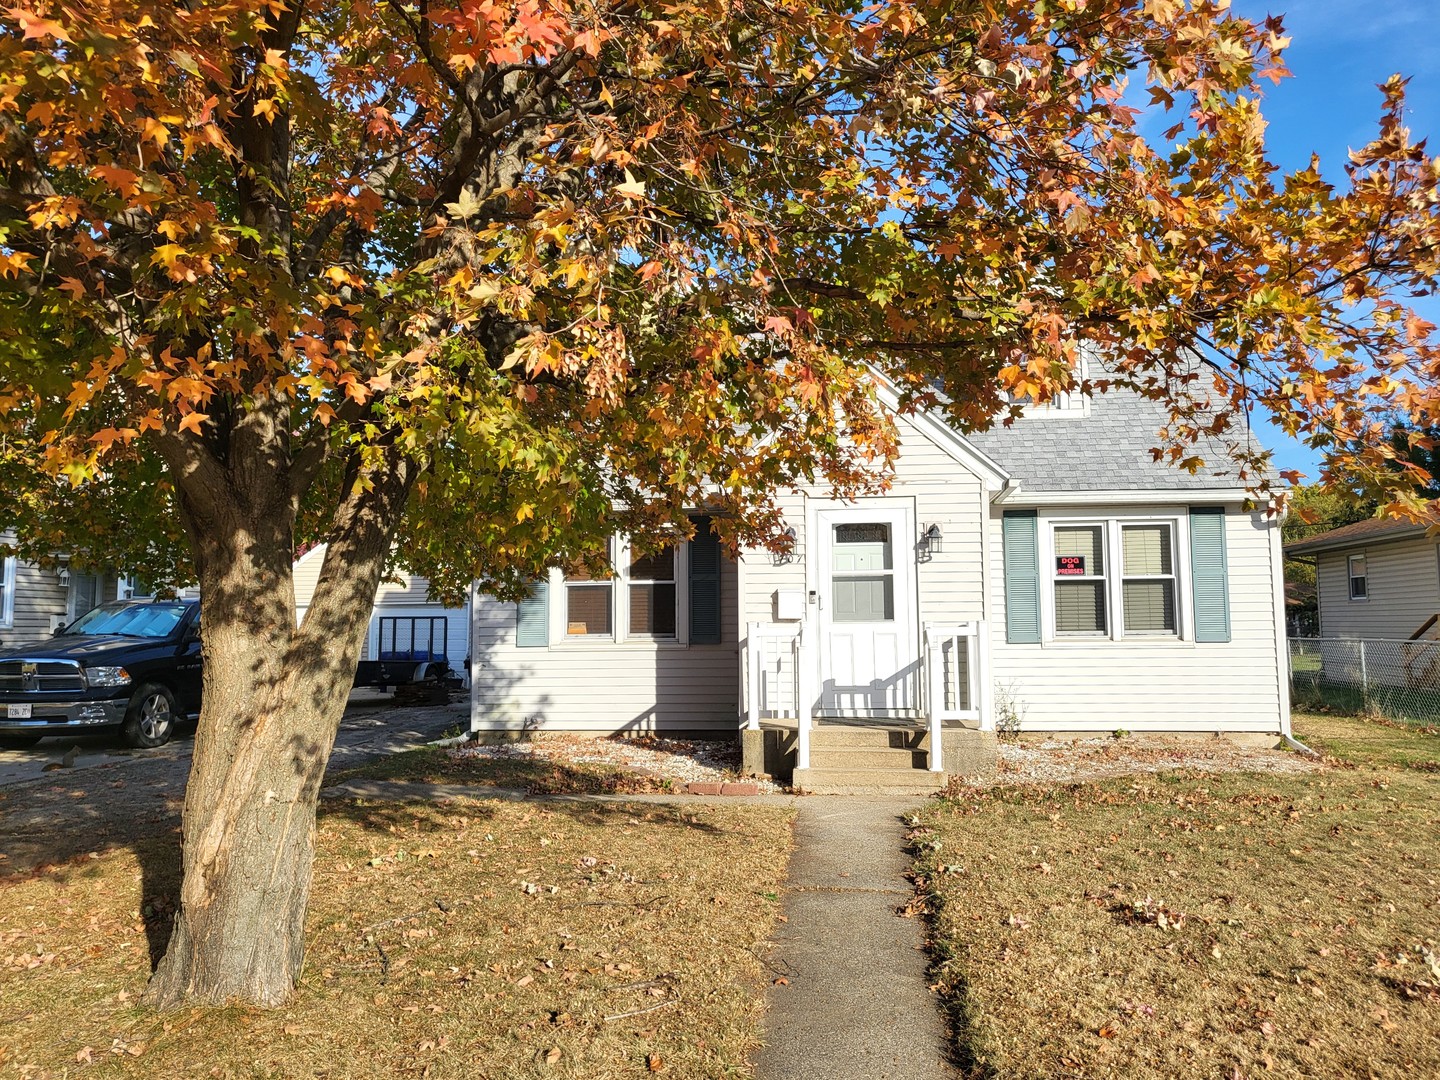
[0, 735, 41, 750]
[123, 684, 177, 749]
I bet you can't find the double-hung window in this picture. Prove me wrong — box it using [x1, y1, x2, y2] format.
[1053, 524, 1107, 635]
[1121, 524, 1178, 634]
[565, 544, 615, 637]
[1047, 516, 1183, 641]
[627, 546, 677, 638]
[1348, 554, 1368, 600]
[561, 538, 682, 642]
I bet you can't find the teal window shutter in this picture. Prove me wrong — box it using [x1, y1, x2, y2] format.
[689, 517, 723, 645]
[1189, 507, 1231, 643]
[515, 579, 549, 647]
[1002, 510, 1042, 644]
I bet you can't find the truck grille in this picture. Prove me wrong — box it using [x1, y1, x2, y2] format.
[0, 659, 85, 693]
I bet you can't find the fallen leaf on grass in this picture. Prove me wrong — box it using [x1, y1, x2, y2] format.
[647, 1052, 666, 1072]
[544, 1045, 562, 1065]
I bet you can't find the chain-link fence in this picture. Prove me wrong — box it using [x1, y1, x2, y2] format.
[1290, 637, 1440, 724]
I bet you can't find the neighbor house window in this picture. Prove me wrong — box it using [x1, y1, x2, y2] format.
[1121, 524, 1177, 634]
[1053, 524, 1107, 634]
[0, 556, 14, 628]
[628, 545, 677, 637]
[1348, 554, 1368, 600]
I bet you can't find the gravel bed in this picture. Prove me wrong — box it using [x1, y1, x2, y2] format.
[453, 735, 782, 793]
[978, 736, 1323, 787]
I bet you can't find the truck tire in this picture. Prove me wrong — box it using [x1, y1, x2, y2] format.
[122, 683, 177, 749]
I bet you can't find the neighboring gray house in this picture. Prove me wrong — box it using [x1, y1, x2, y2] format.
[1285, 518, 1440, 641]
[468, 377, 1291, 788]
[0, 531, 124, 648]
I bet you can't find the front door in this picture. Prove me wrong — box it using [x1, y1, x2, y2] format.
[815, 505, 920, 716]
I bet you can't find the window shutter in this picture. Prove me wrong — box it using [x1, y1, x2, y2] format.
[1002, 510, 1042, 644]
[1189, 507, 1231, 643]
[515, 579, 549, 647]
[688, 516, 723, 645]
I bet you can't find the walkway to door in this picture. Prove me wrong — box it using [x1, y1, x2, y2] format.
[751, 797, 957, 1079]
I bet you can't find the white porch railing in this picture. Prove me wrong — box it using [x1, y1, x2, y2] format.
[743, 619, 991, 774]
[744, 621, 813, 768]
[922, 621, 992, 771]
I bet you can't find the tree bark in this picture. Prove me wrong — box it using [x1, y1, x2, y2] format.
[145, 428, 414, 1007]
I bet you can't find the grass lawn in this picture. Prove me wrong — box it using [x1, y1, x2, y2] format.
[0, 795, 793, 1079]
[326, 743, 679, 793]
[916, 713, 1440, 1079]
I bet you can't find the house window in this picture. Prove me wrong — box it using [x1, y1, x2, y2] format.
[561, 537, 686, 641]
[565, 562, 614, 637]
[1121, 524, 1177, 634]
[1348, 554, 1368, 600]
[831, 523, 895, 622]
[628, 546, 677, 637]
[1053, 524, 1107, 634]
[0, 556, 14, 628]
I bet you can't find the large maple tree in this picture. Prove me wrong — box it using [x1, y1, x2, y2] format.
[2, 0, 1437, 1006]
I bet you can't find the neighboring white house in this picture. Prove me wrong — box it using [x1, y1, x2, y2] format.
[468, 379, 1292, 785]
[293, 544, 471, 676]
[1284, 519, 1440, 641]
[0, 531, 125, 647]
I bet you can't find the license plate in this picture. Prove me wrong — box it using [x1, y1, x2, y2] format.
[6, 704, 32, 719]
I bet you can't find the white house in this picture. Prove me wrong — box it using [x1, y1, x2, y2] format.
[468, 382, 1291, 791]
[0, 531, 126, 647]
[293, 544, 471, 677]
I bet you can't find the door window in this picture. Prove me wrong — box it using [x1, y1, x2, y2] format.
[831, 523, 894, 622]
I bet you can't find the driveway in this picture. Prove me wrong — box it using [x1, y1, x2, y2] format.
[0, 691, 467, 874]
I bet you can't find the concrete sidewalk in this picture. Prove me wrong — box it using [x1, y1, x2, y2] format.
[752, 798, 956, 1080]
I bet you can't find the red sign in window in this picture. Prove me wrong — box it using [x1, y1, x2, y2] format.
[1056, 555, 1087, 576]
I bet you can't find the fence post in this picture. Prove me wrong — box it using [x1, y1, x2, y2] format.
[1358, 639, 1369, 708]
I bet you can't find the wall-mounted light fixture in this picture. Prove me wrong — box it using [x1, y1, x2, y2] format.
[773, 525, 797, 566]
[920, 523, 943, 557]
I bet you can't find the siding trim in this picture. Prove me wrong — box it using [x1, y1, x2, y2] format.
[0, 556, 14, 628]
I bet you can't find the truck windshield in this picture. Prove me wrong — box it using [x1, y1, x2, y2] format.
[66, 602, 189, 639]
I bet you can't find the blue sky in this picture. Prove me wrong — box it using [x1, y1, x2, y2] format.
[1200, 1, 1439, 481]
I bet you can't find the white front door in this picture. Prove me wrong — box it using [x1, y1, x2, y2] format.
[815, 505, 920, 716]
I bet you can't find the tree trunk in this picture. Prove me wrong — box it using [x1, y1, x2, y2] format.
[145, 432, 412, 1007]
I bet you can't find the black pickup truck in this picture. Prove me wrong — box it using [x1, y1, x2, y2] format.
[0, 600, 202, 749]
[0, 604, 459, 749]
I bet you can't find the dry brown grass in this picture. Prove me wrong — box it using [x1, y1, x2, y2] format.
[0, 795, 793, 1079]
[916, 719, 1440, 1079]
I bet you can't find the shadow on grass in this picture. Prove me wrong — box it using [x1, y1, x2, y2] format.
[4, 751, 739, 975]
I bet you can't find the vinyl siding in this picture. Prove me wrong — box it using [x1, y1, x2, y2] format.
[989, 505, 1285, 732]
[1314, 537, 1440, 640]
[3, 561, 70, 646]
[470, 548, 739, 732]
[0, 531, 122, 647]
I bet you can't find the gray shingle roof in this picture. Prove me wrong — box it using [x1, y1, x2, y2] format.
[962, 383, 1262, 493]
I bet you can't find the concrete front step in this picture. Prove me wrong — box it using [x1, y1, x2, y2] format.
[806, 745, 928, 770]
[791, 766, 949, 796]
[808, 726, 927, 749]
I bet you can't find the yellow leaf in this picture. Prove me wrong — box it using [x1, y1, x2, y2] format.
[615, 170, 646, 200]
[140, 117, 169, 148]
[253, 98, 278, 122]
[177, 412, 208, 435]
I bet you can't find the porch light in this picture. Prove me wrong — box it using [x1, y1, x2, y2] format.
[922, 523, 943, 555]
[773, 526, 797, 566]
